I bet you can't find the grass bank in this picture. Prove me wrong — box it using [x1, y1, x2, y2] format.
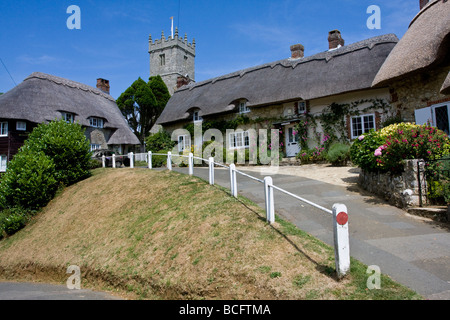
[0, 168, 420, 300]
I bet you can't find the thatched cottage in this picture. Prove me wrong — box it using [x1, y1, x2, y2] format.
[372, 0, 450, 133]
[0, 72, 140, 172]
[156, 32, 399, 157]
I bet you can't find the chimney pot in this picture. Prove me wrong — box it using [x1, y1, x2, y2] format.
[290, 44, 304, 59]
[328, 30, 345, 50]
[419, 0, 430, 10]
[96, 78, 110, 94]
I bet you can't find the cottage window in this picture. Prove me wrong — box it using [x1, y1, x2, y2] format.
[90, 144, 101, 152]
[239, 102, 250, 114]
[16, 121, 26, 131]
[229, 131, 250, 149]
[193, 111, 202, 123]
[62, 112, 74, 124]
[90, 117, 104, 128]
[0, 155, 6, 172]
[298, 101, 307, 114]
[0, 122, 8, 136]
[178, 135, 191, 153]
[351, 114, 375, 139]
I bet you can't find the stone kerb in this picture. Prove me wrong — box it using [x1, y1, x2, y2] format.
[358, 159, 425, 208]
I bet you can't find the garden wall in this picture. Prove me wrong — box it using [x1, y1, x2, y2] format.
[358, 159, 425, 208]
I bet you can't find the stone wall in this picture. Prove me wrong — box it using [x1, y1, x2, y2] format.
[389, 66, 450, 122]
[358, 159, 426, 208]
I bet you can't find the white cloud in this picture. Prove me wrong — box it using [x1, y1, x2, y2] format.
[16, 54, 63, 65]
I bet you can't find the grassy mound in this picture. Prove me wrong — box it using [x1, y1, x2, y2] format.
[0, 168, 420, 300]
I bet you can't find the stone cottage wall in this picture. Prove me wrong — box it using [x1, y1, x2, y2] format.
[358, 159, 426, 208]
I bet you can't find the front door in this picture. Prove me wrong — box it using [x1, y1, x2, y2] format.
[285, 125, 300, 157]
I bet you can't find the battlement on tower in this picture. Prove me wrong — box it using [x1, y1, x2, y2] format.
[149, 28, 196, 54]
[148, 27, 196, 95]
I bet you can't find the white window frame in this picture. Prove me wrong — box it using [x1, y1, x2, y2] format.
[239, 101, 250, 114]
[90, 144, 101, 152]
[229, 131, 250, 150]
[62, 112, 74, 124]
[0, 155, 7, 172]
[351, 113, 376, 139]
[193, 111, 203, 123]
[0, 122, 8, 137]
[89, 117, 104, 128]
[178, 135, 191, 153]
[298, 101, 307, 114]
[16, 121, 26, 131]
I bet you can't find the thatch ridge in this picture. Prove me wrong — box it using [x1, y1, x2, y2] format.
[157, 34, 398, 125]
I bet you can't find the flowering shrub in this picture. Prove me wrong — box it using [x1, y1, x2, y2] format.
[350, 123, 450, 173]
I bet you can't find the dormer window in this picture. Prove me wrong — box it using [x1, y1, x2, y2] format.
[193, 111, 202, 123]
[239, 101, 250, 114]
[61, 112, 74, 124]
[89, 117, 104, 128]
[298, 101, 307, 114]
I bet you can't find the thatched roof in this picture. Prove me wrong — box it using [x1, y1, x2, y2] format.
[157, 34, 398, 125]
[441, 72, 450, 95]
[372, 0, 450, 87]
[0, 72, 140, 145]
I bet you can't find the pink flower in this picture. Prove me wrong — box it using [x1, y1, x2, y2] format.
[358, 135, 365, 141]
[374, 148, 382, 157]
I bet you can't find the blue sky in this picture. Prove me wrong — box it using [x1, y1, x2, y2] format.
[0, 0, 419, 99]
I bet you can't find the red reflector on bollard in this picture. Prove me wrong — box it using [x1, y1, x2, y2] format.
[336, 212, 348, 226]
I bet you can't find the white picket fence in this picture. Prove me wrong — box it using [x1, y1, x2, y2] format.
[102, 151, 351, 278]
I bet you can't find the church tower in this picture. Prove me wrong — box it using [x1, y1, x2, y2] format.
[149, 28, 196, 95]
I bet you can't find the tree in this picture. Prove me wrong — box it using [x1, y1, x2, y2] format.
[117, 76, 170, 145]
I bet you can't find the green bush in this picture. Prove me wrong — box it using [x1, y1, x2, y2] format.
[297, 147, 327, 164]
[0, 207, 33, 237]
[350, 123, 450, 173]
[146, 130, 175, 152]
[24, 120, 92, 186]
[0, 147, 58, 210]
[151, 150, 169, 168]
[327, 143, 351, 166]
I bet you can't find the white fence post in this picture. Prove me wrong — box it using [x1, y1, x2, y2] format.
[209, 157, 215, 185]
[188, 153, 194, 176]
[332, 203, 350, 279]
[167, 152, 172, 171]
[102, 155, 105, 168]
[148, 151, 152, 169]
[112, 154, 116, 168]
[264, 176, 275, 224]
[229, 164, 237, 198]
[130, 152, 134, 168]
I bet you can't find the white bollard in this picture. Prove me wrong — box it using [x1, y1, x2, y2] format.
[167, 152, 172, 171]
[229, 164, 237, 198]
[209, 157, 215, 185]
[188, 153, 194, 176]
[112, 154, 116, 168]
[130, 152, 134, 168]
[264, 176, 275, 224]
[102, 155, 105, 168]
[148, 151, 152, 169]
[332, 203, 350, 279]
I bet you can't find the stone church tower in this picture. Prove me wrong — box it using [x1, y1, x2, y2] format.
[149, 28, 196, 95]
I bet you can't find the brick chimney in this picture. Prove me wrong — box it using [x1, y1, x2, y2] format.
[176, 75, 191, 90]
[419, 0, 430, 10]
[96, 78, 110, 94]
[290, 44, 304, 59]
[328, 30, 345, 50]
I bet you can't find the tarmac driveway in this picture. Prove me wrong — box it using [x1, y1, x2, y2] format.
[172, 165, 450, 300]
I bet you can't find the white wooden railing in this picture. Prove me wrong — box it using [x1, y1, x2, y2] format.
[102, 151, 351, 278]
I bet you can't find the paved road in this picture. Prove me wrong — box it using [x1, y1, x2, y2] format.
[172, 166, 450, 300]
[0, 281, 122, 300]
